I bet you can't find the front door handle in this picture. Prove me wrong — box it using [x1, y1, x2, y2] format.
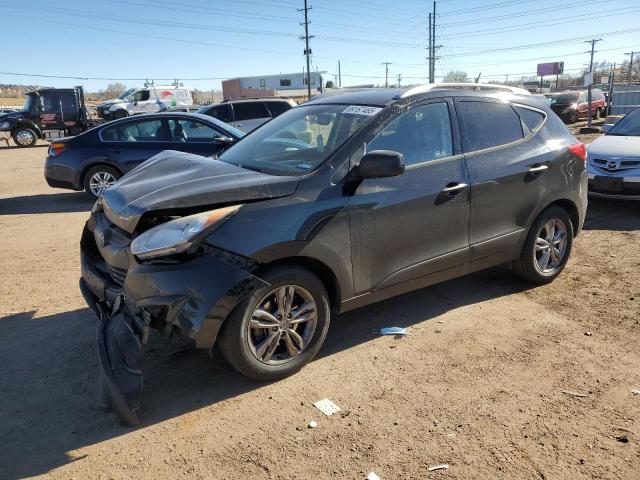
[528, 165, 548, 173]
[441, 182, 468, 194]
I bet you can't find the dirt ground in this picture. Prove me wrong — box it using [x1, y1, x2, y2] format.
[0, 133, 638, 480]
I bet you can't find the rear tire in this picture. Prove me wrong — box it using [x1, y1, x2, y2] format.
[218, 265, 330, 381]
[83, 165, 121, 201]
[12, 127, 37, 147]
[512, 206, 573, 285]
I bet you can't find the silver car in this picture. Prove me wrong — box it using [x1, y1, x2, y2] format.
[587, 107, 640, 200]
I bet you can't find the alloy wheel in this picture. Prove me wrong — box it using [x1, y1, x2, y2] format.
[89, 171, 117, 197]
[247, 285, 318, 365]
[534, 218, 568, 274]
[16, 130, 35, 146]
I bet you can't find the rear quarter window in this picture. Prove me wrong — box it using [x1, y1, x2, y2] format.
[458, 101, 524, 152]
[265, 101, 292, 117]
[514, 106, 545, 135]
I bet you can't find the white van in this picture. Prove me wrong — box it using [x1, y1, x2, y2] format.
[96, 85, 193, 120]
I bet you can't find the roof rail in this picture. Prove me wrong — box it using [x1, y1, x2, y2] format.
[401, 83, 531, 98]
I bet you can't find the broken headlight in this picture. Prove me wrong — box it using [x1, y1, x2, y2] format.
[131, 205, 241, 259]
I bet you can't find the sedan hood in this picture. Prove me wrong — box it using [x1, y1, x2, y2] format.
[101, 150, 300, 233]
[588, 135, 640, 158]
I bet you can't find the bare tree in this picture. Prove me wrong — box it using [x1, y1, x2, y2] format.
[442, 71, 468, 83]
[103, 83, 127, 98]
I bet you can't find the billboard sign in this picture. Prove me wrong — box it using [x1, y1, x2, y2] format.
[537, 62, 564, 76]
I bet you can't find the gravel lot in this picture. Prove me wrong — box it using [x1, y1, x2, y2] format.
[0, 135, 638, 480]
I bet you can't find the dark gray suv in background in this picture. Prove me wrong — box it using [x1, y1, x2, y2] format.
[80, 86, 587, 424]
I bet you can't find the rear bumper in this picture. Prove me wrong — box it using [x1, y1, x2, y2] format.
[44, 160, 81, 190]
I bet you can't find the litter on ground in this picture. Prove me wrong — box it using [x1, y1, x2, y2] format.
[428, 464, 449, 472]
[313, 398, 341, 416]
[373, 327, 407, 336]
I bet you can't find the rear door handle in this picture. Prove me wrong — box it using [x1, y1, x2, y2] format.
[528, 165, 548, 173]
[109, 149, 122, 154]
[441, 182, 468, 194]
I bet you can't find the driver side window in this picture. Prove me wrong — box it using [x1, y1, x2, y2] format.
[367, 103, 453, 166]
[133, 90, 151, 102]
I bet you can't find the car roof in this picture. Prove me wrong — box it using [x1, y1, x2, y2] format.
[306, 86, 542, 108]
[221, 97, 293, 103]
[96, 112, 242, 134]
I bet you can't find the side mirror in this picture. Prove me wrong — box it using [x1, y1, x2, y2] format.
[214, 135, 235, 145]
[354, 150, 405, 179]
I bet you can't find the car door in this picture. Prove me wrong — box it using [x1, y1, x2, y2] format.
[99, 118, 170, 172]
[166, 117, 232, 157]
[349, 99, 471, 294]
[231, 101, 271, 132]
[36, 92, 61, 131]
[456, 99, 550, 261]
[130, 90, 153, 114]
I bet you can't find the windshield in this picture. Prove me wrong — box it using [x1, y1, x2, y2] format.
[218, 104, 380, 175]
[22, 95, 35, 111]
[118, 88, 135, 100]
[552, 92, 579, 105]
[606, 108, 640, 136]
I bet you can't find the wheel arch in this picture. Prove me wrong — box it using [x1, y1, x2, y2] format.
[13, 121, 43, 139]
[256, 256, 342, 312]
[543, 198, 581, 237]
[80, 161, 124, 187]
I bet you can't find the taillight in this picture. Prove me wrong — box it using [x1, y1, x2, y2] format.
[568, 143, 587, 162]
[48, 142, 67, 157]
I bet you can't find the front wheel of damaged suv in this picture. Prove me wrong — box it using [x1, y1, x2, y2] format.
[512, 206, 573, 285]
[218, 266, 330, 381]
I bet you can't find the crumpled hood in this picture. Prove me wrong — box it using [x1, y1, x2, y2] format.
[101, 150, 300, 233]
[99, 98, 124, 107]
[588, 135, 640, 158]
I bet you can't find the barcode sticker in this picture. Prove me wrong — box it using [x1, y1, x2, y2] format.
[342, 105, 382, 116]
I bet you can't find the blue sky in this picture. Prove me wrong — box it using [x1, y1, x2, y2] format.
[1, 0, 639, 91]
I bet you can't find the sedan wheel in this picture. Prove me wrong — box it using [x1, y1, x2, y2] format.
[89, 171, 118, 198]
[247, 285, 318, 365]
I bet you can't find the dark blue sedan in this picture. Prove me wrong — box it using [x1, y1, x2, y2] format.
[44, 112, 245, 199]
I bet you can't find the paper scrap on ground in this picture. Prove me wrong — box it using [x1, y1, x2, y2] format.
[367, 472, 381, 480]
[313, 398, 341, 416]
[373, 327, 407, 336]
[428, 464, 449, 472]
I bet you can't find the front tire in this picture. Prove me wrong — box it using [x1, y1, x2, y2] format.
[512, 206, 573, 285]
[83, 165, 121, 201]
[218, 266, 330, 381]
[112, 110, 128, 120]
[12, 127, 37, 147]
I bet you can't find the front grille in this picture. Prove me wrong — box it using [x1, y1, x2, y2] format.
[591, 157, 640, 174]
[106, 264, 127, 288]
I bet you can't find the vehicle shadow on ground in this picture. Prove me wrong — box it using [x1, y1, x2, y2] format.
[583, 198, 640, 231]
[0, 192, 92, 215]
[0, 267, 527, 479]
[0, 144, 49, 150]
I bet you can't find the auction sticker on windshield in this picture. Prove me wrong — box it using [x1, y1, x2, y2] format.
[342, 105, 382, 116]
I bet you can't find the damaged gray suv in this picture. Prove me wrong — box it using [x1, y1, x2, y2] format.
[80, 86, 588, 424]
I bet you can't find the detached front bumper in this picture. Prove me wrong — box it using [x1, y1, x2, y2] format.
[80, 214, 268, 424]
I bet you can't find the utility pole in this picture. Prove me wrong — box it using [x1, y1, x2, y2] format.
[585, 38, 601, 128]
[431, 1, 436, 83]
[397, 73, 402, 87]
[607, 62, 615, 115]
[624, 51, 635, 82]
[382, 62, 392, 88]
[338, 60, 342, 88]
[428, 12, 432, 83]
[298, 0, 314, 101]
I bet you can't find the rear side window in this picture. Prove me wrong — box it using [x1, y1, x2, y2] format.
[102, 119, 165, 142]
[206, 104, 232, 123]
[265, 101, 291, 117]
[514, 106, 545, 135]
[458, 101, 523, 152]
[233, 101, 269, 121]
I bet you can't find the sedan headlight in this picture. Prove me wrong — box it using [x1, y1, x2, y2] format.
[131, 205, 241, 259]
[0, 121, 10, 129]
